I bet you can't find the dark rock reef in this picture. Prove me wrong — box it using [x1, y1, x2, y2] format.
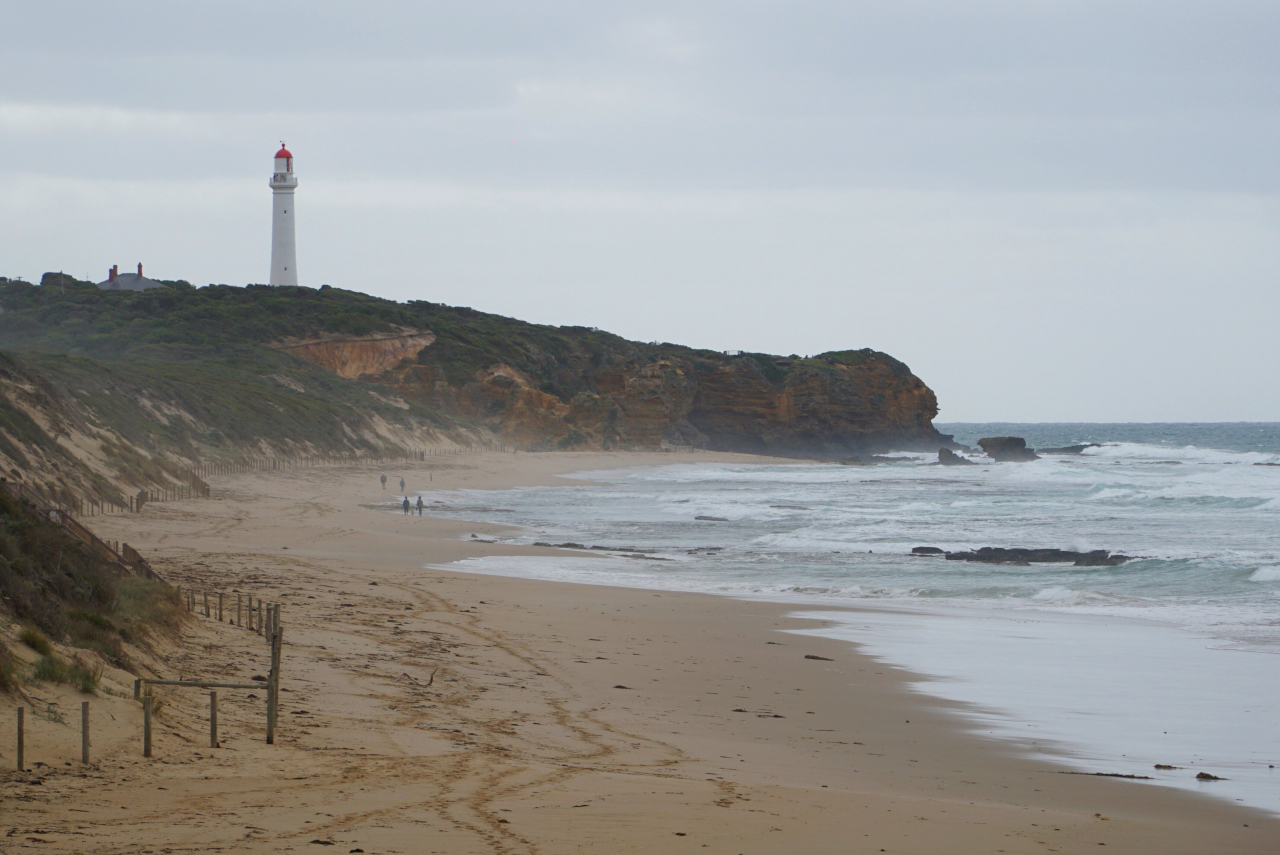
[977, 436, 1040, 462]
[938, 448, 977, 466]
[943, 547, 1132, 566]
[1039, 443, 1101, 455]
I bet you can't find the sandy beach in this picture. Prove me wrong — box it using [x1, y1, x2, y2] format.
[3, 450, 1276, 854]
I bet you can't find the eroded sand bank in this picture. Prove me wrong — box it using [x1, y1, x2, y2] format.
[3, 451, 1276, 854]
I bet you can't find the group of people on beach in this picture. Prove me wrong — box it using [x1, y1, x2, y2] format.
[381, 472, 425, 515]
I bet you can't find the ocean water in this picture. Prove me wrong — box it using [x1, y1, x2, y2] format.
[407, 424, 1280, 812]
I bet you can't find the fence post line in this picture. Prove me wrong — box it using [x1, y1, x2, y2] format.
[15, 707, 23, 771]
[81, 701, 90, 764]
[210, 691, 218, 748]
[143, 696, 153, 758]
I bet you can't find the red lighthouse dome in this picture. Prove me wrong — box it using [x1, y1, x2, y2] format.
[274, 144, 293, 159]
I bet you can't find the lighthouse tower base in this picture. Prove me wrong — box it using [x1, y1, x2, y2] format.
[270, 187, 297, 286]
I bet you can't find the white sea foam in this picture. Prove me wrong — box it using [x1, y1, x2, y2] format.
[1082, 441, 1279, 465]
[1030, 586, 1102, 605]
[420, 428, 1280, 812]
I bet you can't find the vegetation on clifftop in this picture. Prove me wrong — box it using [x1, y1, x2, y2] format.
[0, 273, 911, 393]
[0, 272, 943, 469]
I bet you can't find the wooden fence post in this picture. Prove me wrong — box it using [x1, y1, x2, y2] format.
[203, 592, 210, 617]
[134, 679, 141, 700]
[257, 600, 264, 636]
[218, 592, 224, 622]
[236, 593, 242, 627]
[81, 701, 90, 764]
[210, 691, 218, 748]
[15, 707, 23, 771]
[143, 696, 153, 757]
[266, 627, 283, 744]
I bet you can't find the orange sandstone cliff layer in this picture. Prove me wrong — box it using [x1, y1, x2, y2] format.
[272, 329, 437, 379]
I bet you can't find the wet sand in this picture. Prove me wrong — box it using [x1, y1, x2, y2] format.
[2, 450, 1276, 853]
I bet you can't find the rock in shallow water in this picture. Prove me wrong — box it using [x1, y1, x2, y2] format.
[938, 447, 977, 465]
[977, 436, 1040, 462]
[945, 547, 1132, 566]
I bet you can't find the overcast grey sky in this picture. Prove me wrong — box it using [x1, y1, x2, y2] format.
[2, 1, 1277, 421]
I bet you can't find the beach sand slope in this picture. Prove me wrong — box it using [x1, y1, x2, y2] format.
[3, 451, 1275, 854]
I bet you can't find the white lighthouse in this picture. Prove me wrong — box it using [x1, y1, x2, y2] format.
[269, 143, 298, 286]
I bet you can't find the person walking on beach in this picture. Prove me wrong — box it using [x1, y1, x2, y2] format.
[380, 473, 387, 490]
[402, 496, 410, 514]
[400, 477, 406, 492]
[416, 496, 424, 516]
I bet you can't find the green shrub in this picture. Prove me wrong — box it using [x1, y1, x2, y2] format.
[744, 353, 788, 386]
[114, 577, 184, 639]
[67, 611, 124, 664]
[73, 660, 103, 694]
[19, 626, 52, 656]
[32, 654, 68, 682]
[31, 654, 101, 694]
[67, 610, 112, 630]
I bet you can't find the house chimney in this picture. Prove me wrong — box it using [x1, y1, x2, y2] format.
[137, 263, 143, 276]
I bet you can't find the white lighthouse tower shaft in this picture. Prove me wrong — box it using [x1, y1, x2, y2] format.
[269, 144, 298, 286]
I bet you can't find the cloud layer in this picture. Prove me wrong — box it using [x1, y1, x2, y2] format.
[2, 1, 1277, 419]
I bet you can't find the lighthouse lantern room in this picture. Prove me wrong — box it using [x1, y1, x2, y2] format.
[269, 143, 298, 286]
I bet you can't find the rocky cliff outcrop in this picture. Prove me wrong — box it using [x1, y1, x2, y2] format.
[283, 328, 949, 457]
[0, 275, 948, 463]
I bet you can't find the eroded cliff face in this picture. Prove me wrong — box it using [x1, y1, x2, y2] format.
[688, 356, 941, 455]
[279, 329, 946, 457]
[272, 329, 436, 379]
